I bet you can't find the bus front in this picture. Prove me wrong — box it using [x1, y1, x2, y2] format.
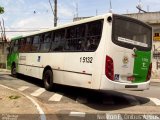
[101, 14, 152, 90]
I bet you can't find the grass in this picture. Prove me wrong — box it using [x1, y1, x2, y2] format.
[9, 95, 21, 100]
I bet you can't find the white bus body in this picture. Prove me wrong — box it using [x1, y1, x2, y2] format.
[9, 13, 152, 91]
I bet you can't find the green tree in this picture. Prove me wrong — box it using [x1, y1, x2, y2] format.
[0, 6, 4, 14]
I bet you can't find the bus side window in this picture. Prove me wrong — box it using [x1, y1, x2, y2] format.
[25, 37, 33, 52]
[40, 32, 52, 52]
[13, 40, 19, 52]
[65, 25, 85, 51]
[86, 38, 97, 51]
[9, 41, 15, 54]
[65, 27, 76, 51]
[32, 35, 40, 52]
[51, 29, 65, 52]
[19, 38, 26, 53]
[85, 20, 103, 51]
[77, 24, 85, 51]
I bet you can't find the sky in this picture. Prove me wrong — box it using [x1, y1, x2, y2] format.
[0, 0, 160, 39]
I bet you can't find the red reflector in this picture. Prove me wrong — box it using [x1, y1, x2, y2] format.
[105, 55, 114, 80]
[127, 76, 135, 81]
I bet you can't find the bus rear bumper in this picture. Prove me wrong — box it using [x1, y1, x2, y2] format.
[100, 76, 150, 90]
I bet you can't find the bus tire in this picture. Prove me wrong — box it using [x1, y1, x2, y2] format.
[11, 64, 17, 77]
[43, 70, 53, 91]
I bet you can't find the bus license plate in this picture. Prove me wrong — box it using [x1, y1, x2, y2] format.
[127, 76, 135, 81]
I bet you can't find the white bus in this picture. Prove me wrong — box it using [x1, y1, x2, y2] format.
[7, 13, 152, 91]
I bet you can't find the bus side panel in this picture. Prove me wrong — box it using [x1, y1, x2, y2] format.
[91, 21, 107, 90]
[18, 53, 27, 75]
[30, 53, 65, 81]
[18, 53, 40, 78]
[28, 53, 41, 78]
[99, 18, 113, 90]
[18, 53, 65, 83]
[63, 53, 93, 88]
[40, 53, 65, 83]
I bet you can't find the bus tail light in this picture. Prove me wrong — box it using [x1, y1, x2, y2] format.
[146, 63, 152, 81]
[105, 55, 114, 80]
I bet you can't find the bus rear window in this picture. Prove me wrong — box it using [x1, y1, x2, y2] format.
[112, 15, 152, 51]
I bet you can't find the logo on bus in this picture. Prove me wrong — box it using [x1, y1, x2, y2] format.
[37, 56, 41, 62]
[123, 56, 129, 64]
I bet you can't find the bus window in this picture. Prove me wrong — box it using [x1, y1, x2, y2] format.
[77, 25, 86, 51]
[65, 25, 85, 51]
[19, 38, 26, 53]
[13, 40, 19, 52]
[112, 15, 152, 51]
[51, 29, 65, 52]
[9, 40, 15, 53]
[85, 20, 103, 51]
[86, 38, 97, 51]
[40, 32, 52, 52]
[32, 35, 40, 52]
[24, 37, 33, 52]
[65, 27, 76, 51]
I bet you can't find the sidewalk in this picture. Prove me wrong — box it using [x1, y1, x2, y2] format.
[151, 79, 160, 83]
[0, 85, 40, 120]
[0, 68, 10, 72]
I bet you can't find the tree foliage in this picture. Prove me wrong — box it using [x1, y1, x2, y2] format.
[0, 6, 4, 14]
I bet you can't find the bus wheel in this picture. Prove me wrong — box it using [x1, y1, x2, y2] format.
[11, 65, 17, 77]
[43, 70, 53, 91]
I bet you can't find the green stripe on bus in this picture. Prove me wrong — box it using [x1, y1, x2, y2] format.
[7, 53, 19, 70]
[133, 51, 151, 83]
[11, 36, 23, 40]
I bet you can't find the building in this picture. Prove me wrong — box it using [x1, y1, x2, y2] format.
[0, 38, 9, 68]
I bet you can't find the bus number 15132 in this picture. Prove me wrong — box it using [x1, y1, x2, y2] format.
[80, 57, 93, 63]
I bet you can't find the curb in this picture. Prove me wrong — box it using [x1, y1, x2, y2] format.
[0, 84, 46, 120]
[0, 69, 10, 72]
[151, 79, 160, 83]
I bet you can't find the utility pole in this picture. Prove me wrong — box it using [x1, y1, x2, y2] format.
[54, 0, 57, 27]
[49, 0, 57, 27]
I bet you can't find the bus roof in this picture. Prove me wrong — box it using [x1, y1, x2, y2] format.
[11, 13, 112, 39]
[11, 35, 23, 40]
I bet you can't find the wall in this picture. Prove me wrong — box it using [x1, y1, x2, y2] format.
[0, 42, 9, 68]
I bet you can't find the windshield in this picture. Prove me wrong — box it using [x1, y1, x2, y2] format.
[112, 15, 152, 51]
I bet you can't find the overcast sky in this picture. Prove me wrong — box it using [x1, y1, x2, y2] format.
[0, 0, 160, 38]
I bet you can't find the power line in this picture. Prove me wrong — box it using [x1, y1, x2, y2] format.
[0, 30, 40, 32]
[5, 27, 49, 29]
[136, 0, 147, 13]
[49, 0, 54, 16]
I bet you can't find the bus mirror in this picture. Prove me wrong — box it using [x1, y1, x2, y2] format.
[107, 16, 112, 22]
